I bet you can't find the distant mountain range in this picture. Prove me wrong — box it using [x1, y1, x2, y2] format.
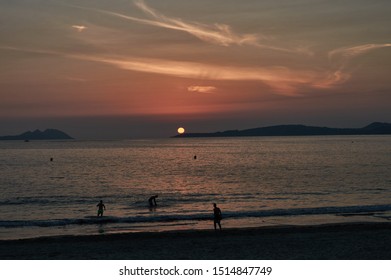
[174, 122, 391, 138]
[0, 129, 73, 140]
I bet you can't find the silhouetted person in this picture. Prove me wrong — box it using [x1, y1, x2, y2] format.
[148, 195, 158, 207]
[213, 203, 222, 230]
[97, 200, 106, 217]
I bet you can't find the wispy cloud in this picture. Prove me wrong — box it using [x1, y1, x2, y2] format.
[188, 86, 217, 93]
[72, 25, 87, 32]
[324, 43, 391, 87]
[4, 39, 388, 95]
[68, 1, 299, 53]
[329, 43, 391, 59]
[0, 45, 317, 95]
[312, 70, 351, 88]
[132, 0, 260, 47]
[73, 55, 321, 96]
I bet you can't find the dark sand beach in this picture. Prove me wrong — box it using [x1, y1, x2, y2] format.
[1, 222, 390, 260]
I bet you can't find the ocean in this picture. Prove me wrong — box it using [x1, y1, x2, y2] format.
[0, 136, 390, 240]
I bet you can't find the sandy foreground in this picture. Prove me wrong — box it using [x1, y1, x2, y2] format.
[1, 222, 390, 260]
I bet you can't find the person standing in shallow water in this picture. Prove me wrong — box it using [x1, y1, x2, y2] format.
[97, 200, 106, 217]
[213, 203, 222, 230]
[148, 195, 158, 207]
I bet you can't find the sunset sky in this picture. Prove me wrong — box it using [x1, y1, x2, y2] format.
[1, 0, 390, 138]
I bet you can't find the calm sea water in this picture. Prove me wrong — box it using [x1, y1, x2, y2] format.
[0, 136, 390, 240]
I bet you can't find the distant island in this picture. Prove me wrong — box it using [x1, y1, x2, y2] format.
[173, 122, 391, 138]
[0, 129, 74, 140]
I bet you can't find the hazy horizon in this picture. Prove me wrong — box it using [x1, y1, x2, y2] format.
[0, 117, 389, 140]
[1, 0, 390, 138]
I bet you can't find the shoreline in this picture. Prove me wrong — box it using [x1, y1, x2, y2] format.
[1, 222, 390, 259]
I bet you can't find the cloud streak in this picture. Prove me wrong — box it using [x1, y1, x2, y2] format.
[3, 39, 389, 95]
[72, 54, 325, 95]
[72, 25, 87, 32]
[324, 43, 391, 87]
[188, 86, 217, 93]
[329, 43, 391, 59]
[0, 45, 317, 95]
[0, 44, 355, 95]
[68, 1, 298, 53]
[132, 0, 260, 47]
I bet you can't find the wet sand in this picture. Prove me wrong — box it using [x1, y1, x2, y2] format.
[1, 222, 390, 259]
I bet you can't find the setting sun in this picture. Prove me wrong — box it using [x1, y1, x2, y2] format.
[177, 127, 185, 134]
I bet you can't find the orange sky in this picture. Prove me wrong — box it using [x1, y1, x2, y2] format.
[1, 0, 390, 138]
